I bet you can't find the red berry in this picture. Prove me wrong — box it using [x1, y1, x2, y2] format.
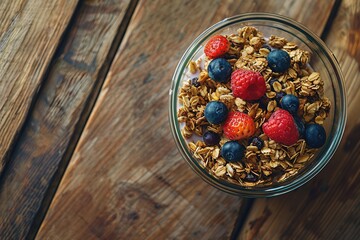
[204, 35, 230, 59]
[262, 109, 299, 146]
[231, 69, 266, 101]
[223, 111, 256, 140]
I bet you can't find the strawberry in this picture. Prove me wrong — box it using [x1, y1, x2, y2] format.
[231, 69, 266, 101]
[223, 111, 256, 140]
[262, 109, 299, 146]
[204, 35, 230, 59]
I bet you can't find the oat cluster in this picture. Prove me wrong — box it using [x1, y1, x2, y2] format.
[177, 26, 331, 186]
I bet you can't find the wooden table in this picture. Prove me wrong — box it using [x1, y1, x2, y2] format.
[0, 0, 359, 239]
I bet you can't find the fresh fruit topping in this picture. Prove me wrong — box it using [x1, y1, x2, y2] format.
[305, 123, 326, 148]
[231, 69, 266, 101]
[262, 109, 299, 146]
[204, 101, 229, 124]
[269, 78, 280, 90]
[248, 136, 264, 150]
[275, 91, 286, 104]
[223, 111, 256, 140]
[244, 172, 258, 182]
[203, 131, 220, 146]
[221, 141, 245, 162]
[267, 49, 291, 73]
[191, 77, 200, 87]
[280, 94, 300, 115]
[207, 58, 232, 83]
[259, 96, 270, 109]
[293, 115, 305, 138]
[204, 35, 230, 59]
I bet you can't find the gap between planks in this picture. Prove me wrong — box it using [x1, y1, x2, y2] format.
[28, 0, 140, 239]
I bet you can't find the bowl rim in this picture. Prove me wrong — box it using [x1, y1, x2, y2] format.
[169, 13, 347, 197]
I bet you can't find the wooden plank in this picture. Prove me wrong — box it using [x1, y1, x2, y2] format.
[35, 1, 337, 239]
[0, 0, 135, 239]
[237, 0, 360, 239]
[0, 0, 79, 173]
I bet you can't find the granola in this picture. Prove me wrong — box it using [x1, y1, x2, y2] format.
[177, 26, 331, 187]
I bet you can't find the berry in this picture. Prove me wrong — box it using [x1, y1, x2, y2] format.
[269, 78, 279, 90]
[244, 172, 258, 182]
[275, 91, 286, 104]
[248, 136, 264, 150]
[223, 111, 256, 140]
[191, 77, 200, 87]
[280, 94, 300, 115]
[293, 115, 305, 138]
[259, 96, 270, 109]
[204, 35, 230, 59]
[231, 69, 266, 101]
[203, 131, 220, 146]
[262, 109, 299, 146]
[267, 49, 291, 73]
[204, 101, 228, 124]
[305, 124, 326, 148]
[208, 58, 232, 83]
[221, 141, 245, 162]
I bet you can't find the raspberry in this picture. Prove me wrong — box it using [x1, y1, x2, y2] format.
[262, 109, 299, 146]
[231, 69, 266, 101]
[223, 111, 256, 140]
[204, 35, 230, 59]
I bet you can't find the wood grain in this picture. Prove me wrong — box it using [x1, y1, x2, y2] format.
[0, 0, 79, 174]
[0, 0, 135, 239]
[238, 0, 360, 239]
[35, 0, 338, 239]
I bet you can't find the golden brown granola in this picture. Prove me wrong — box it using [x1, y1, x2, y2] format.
[177, 26, 331, 187]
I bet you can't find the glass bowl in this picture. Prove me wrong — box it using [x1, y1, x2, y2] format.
[169, 13, 346, 197]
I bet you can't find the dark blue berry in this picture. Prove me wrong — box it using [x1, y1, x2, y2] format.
[207, 58, 232, 83]
[267, 49, 291, 73]
[203, 131, 220, 146]
[293, 115, 305, 138]
[280, 94, 300, 114]
[269, 78, 279, 88]
[305, 123, 326, 148]
[221, 141, 245, 162]
[261, 44, 272, 51]
[204, 101, 228, 124]
[259, 96, 270, 109]
[245, 172, 258, 182]
[248, 137, 264, 150]
[275, 91, 286, 104]
[191, 77, 200, 87]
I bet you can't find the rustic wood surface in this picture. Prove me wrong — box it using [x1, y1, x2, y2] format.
[238, 0, 360, 239]
[34, 0, 339, 239]
[0, 0, 136, 239]
[0, 0, 78, 174]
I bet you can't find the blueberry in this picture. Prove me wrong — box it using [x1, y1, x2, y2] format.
[191, 77, 200, 87]
[221, 141, 245, 162]
[259, 96, 270, 109]
[203, 131, 220, 146]
[248, 137, 264, 150]
[280, 94, 299, 114]
[267, 49, 291, 73]
[305, 123, 326, 148]
[293, 115, 305, 138]
[269, 78, 279, 89]
[204, 101, 228, 124]
[275, 91, 286, 104]
[244, 172, 258, 182]
[207, 58, 232, 83]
